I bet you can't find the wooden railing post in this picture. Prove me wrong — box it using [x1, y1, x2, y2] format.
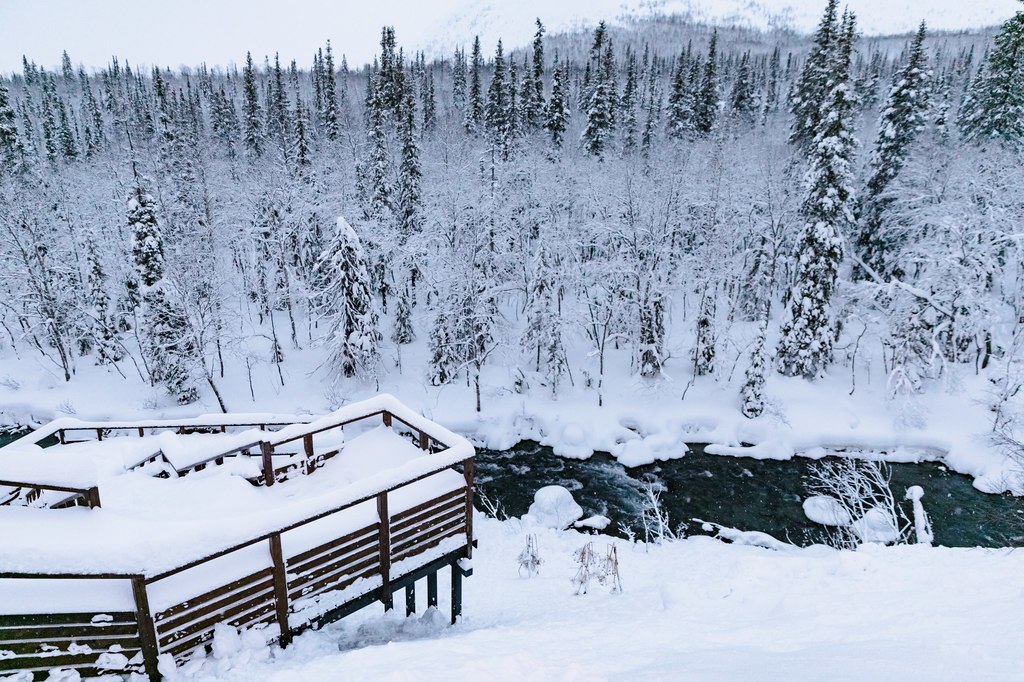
[58, 429, 65, 444]
[96, 428, 104, 442]
[86, 486, 101, 509]
[260, 441, 275, 487]
[376, 492, 393, 611]
[463, 459, 474, 559]
[131, 575, 161, 681]
[382, 411, 392, 428]
[268, 533, 291, 646]
[418, 430, 429, 451]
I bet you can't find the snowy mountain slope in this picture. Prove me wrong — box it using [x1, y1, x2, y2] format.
[418, 0, 1019, 58]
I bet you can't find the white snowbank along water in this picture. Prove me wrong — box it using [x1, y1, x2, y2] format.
[0, 394, 476, 679]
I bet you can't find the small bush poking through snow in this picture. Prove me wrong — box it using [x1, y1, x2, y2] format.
[518, 534, 543, 577]
[572, 541, 623, 595]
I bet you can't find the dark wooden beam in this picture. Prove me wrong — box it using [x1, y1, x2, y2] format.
[268, 533, 291, 646]
[377, 492, 393, 611]
[131, 575, 161, 681]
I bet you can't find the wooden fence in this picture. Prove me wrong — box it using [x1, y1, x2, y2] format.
[0, 408, 474, 680]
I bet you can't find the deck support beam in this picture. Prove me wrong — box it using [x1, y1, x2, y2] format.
[450, 563, 462, 625]
[427, 572, 438, 608]
[405, 583, 416, 616]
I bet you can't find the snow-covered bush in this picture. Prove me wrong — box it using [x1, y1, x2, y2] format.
[804, 458, 913, 549]
[571, 541, 622, 595]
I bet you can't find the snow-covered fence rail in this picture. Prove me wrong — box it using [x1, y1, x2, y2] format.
[0, 476, 101, 509]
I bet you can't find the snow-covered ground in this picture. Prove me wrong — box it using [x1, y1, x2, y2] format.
[161, 515, 1024, 681]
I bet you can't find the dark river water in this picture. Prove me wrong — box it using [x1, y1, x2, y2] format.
[3, 429, 1022, 547]
[475, 441, 1024, 548]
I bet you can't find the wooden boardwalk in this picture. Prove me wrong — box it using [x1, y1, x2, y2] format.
[0, 397, 475, 680]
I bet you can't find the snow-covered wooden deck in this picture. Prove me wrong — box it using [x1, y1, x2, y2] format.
[0, 394, 475, 680]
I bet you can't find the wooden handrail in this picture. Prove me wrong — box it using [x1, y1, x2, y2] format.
[146, 454, 468, 583]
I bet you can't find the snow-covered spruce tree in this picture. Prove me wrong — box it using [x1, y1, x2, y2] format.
[360, 75, 391, 221]
[740, 323, 768, 418]
[789, 0, 840, 152]
[856, 22, 930, 279]
[391, 287, 415, 345]
[485, 40, 513, 158]
[582, 28, 617, 157]
[776, 11, 857, 380]
[242, 52, 264, 157]
[522, 242, 566, 394]
[395, 89, 422, 237]
[693, 31, 719, 135]
[0, 84, 18, 172]
[958, 6, 1024, 145]
[667, 50, 694, 139]
[693, 284, 716, 375]
[729, 52, 757, 124]
[464, 36, 484, 132]
[130, 182, 198, 403]
[84, 235, 121, 364]
[319, 217, 380, 380]
[322, 41, 340, 141]
[545, 64, 570, 149]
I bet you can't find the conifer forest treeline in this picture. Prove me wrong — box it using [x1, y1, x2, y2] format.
[0, 2, 1022, 424]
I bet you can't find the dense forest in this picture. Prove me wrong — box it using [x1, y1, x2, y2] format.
[0, 1, 1021, 446]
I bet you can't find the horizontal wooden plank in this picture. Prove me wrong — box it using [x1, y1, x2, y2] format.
[153, 566, 273, 622]
[391, 506, 464, 547]
[288, 544, 379, 595]
[0, 634, 141, 654]
[156, 576, 274, 635]
[287, 535, 378, 580]
[391, 517, 466, 557]
[0, 612, 136, 628]
[391, 488, 465, 525]
[392, 524, 467, 564]
[163, 603, 276, 660]
[0, 650, 139, 673]
[286, 523, 378, 567]
[391, 496, 465, 536]
[0, 622, 140, 640]
[289, 558, 380, 603]
[159, 593, 275, 648]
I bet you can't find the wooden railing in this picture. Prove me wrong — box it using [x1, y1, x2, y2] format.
[0, 406, 475, 680]
[0, 478, 101, 509]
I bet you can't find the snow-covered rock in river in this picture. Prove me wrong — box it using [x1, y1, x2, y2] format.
[851, 506, 901, 544]
[524, 485, 583, 530]
[802, 496, 852, 527]
[575, 514, 610, 531]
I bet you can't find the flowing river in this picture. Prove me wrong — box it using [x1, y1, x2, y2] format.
[3, 429, 1022, 547]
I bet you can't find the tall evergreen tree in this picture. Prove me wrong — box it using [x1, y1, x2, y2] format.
[323, 41, 340, 140]
[0, 84, 18, 172]
[242, 52, 264, 157]
[693, 31, 719, 135]
[396, 89, 422, 236]
[319, 217, 380, 380]
[130, 180, 197, 403]
[777, 11, 858, 380]
[545, 63, 570, 149]
[465, 36, 484, 132]
[857, 22, 931, 278]
[959, 6, 1024, 145]
[789, 0, 840, 151]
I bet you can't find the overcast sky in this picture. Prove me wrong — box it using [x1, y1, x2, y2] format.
[2, 0, 1019, 75]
